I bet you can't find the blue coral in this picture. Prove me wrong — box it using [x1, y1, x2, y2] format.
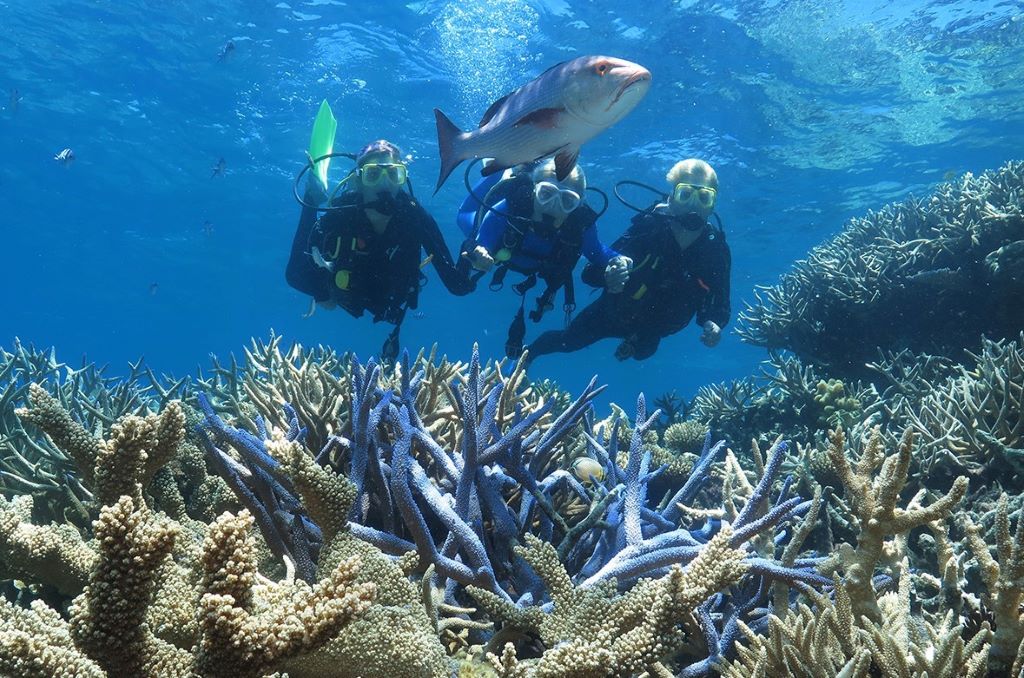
[200, 349, 829, 670]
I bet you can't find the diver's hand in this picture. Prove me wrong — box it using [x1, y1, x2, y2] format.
[604, 256, 633, 293]
[465, 245, 495, 272]
[700, 321, 722, 347]
[614, 336, 637, 361]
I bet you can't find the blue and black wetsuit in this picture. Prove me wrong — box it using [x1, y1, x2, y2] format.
[527, 208, 732, 362]
[286, 190, 472, 325]
[457, 172, 619, 356]
[460, 173, 617, 278]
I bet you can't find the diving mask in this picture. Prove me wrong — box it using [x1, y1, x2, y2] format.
[359, 162, 408, 187]
[534, 181, 582, 214]
[671, 182, 717, 211]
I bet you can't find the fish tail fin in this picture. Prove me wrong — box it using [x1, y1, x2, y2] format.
[434, 108, 466, 194]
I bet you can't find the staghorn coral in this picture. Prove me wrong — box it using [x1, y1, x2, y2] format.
[15, 337, 1015, 676]
[0, 384, 410, 678]
[690, 352, 877, 450]
[1, 341, 188, 527]
[905, 332, 1024, 478]
[195, 510, 375, 678]
[820, 427, 968, 623]
[720, 574, 990, 678]
[723, 427, 987, 678]
[197, 348, 829, 676]
[738, 160, 1024, 374]
[480, 530, 747, 678]
[68, 494, 191, 677]
[964, 493, 1024, 674]
[197, 335, 560, 481]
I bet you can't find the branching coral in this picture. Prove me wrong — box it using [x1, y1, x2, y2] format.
[1, 341, 187, 527]
[9, 336, 1010, 677]
[194, 347, 830, 675]
[0, 598, 105, 678]
[690, 352, 877, 450]
[906, 332, 1024, 477]
[964, 493, 1024, 674]
[195, 510, 375, 678]
[479, 530, 747, 677]
[720, 574, 990, 678]
[0, 493, 96, 596]
[0, 381, 397, 678]
[722, 427, 985, 678]
[820, 427, 968, 623]
[738, 161, 1024, 374]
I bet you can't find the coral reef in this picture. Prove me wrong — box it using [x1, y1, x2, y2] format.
[737, 161, 1024, 375]
[720, 428, 979, 677]
[0, 340, 185, 528]
[1, 328, 1022, 677]
[194, 345, 833, 676]
[690, 351, 875, 450]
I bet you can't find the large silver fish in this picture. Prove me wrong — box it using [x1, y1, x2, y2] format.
[433, 55, 651, 193]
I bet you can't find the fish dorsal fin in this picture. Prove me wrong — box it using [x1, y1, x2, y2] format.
[554, 147, 579, 180]
[478, 93, 512, 128]
[514, 107, 565, 129]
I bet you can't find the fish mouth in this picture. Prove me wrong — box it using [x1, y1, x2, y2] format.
[607, 69, 652, 111]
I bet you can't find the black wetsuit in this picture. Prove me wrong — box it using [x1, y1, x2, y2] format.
[286, 191, 473, 324]
[526, 209, 731, 361]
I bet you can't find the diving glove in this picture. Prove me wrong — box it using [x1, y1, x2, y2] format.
[700, 320, 722, 347]
[614, 335, 637, 361]
[604, 255, 633, 293]
[465, 245, 496, 272]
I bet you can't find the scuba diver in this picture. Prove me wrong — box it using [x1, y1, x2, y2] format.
[287, 109, 473, 362]
[525, 158, 731, 364]
[456, 158, 631, 359]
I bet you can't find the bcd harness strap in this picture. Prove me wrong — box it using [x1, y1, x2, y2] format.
[497, 249, 579, 361]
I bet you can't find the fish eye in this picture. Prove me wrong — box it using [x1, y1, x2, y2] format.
[595, 62, 609, 76]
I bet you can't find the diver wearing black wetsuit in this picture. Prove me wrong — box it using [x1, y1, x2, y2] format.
[286, 191, 472, 318]
[286, 140, 472, 360]
[526, 158, 731, 363]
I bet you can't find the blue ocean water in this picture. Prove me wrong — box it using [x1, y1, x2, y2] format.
[1, 0, 1022, 406]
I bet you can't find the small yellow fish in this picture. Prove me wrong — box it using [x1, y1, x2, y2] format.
[571, 456, 605, 483]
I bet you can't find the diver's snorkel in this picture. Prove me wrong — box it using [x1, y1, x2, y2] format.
[293, 151, 416, 211]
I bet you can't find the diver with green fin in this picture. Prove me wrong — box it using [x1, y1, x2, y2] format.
[286, 102, 473, 362]
[525, 158, 732, 364]
[455, 158, 630, 359]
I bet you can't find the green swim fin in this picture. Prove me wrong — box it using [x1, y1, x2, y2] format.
[308, 100, 337, 191]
